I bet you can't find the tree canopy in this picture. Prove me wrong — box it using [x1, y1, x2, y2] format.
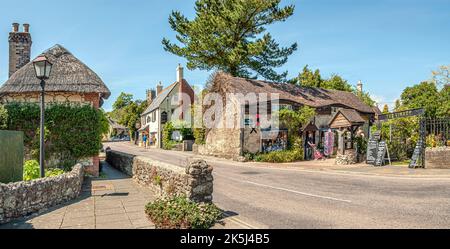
[291, 65, 376, 107]
[162, 0, 298, 82]
[112, 92, 134, 110]
[382, 104, 389, 114]
[400, 81, 441, 118]
[108, 93, 148, 136]
[292, 65, 353, 92]
[396, 65, 450, 118]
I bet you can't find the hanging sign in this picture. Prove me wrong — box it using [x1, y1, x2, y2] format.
[378, 108, 425, 121]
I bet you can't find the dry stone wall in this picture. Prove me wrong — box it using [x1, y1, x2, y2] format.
[0, 164, 84, 224]
[106, 150, 213, 202]
[426, 147, 450, 169]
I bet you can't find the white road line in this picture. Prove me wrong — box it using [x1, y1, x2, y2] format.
[243, 180, 352, 203]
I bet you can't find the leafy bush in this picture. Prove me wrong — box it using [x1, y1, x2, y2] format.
[254, 149, 303, 163]
[162, 121, 174, 150]
[145, 196, 222, 229]
[193, 128, 206, 145]
[3, 103, 108, 170]
[23, 160, 65, 181]
[23, 160, 40, 181]
[0, 105, 7, 129]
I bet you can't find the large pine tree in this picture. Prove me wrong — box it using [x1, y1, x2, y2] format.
[162, 0, 298, 82]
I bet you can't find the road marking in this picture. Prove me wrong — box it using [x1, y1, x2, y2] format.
[222, 213, 260, 229]
[243, 180, 352, 203]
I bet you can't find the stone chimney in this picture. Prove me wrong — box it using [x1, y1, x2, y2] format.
[176, 64, 184, 83]
[156, 82, 163, 95]
[357, 80, 363, 93]
[146, 89, 156, 104]
[9, 23, 32, 78]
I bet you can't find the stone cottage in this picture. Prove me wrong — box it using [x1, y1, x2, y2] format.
[139, 64, 195, 148]
[0, 23, 111, 176]
[197, 72, 375, 160]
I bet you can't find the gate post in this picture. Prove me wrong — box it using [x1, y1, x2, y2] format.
[420, 117, 426, 168]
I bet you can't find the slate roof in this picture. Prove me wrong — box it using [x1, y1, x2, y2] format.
[141, 81, 179, 115]
[0, 44, 110, 99]
[211, 73, 375, 114]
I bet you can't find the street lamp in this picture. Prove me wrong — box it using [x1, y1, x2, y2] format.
[33, 55, 53, 178]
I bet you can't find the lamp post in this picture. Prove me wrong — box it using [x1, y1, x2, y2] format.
[33, 56, 53, 178]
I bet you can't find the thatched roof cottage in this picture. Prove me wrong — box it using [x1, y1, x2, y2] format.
[0, 44, 110, 108]
[197, 72, 375, 160]
[0, 24, 111, 176]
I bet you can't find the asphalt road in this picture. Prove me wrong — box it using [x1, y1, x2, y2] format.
[104, 142, 450, 229]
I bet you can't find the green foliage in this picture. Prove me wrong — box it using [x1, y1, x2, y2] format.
[162, 0, 298, 82]
[3, 102, 40, 147]
[426, 134, 446, 148]
[292, 65, 353, 91]
[45, 168, 65, 177]
[173, 120, 194, 140]
[109, 93, 148, 136]
[253, 148, 303, 163]
[23, 160, 65, 181]
[382, 104, 389, 114]
[278, 106, 315, 147]
[162, 121, 175, 150]
[401, 81, 440, 118]
[294, 65, 323, 87]
[112, 92, 133, 110]
[154, 175, 162, 186]
[372, 117, 419, 161]
[437, 85, 450, 117]
[322, 74, 353, 92]
[145, 196, 222, 229]
[3, 103, 106, 170]
[0, 105, 7, 129]
[23, 160, 40, 181]
[355, 136, 367, 155]
[98, 108, 110, 137]
[291, 65, 376, 107]
[193, 128, 206, 145]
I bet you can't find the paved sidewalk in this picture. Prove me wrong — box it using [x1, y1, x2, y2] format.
[0, 161, 253, 229]
[1, 163, 156, 229]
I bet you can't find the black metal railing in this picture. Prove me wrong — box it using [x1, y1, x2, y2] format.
[424, 117, 450, 147]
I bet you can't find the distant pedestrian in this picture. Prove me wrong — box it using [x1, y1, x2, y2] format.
[149, 135, 153, 146]
[143, 134, 148, 148]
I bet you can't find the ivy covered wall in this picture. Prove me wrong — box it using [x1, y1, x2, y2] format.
[0, 102, 108, 170]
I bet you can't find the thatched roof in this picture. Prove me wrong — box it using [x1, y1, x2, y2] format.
[211, 73, 375, 114]
[0, 44, 110, 99]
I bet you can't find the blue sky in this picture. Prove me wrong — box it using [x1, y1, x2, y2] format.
[0, 0, 449, 111]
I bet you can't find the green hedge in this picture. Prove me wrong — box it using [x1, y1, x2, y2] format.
[1, 103, 108, 170]
[246, 148, 304, 163]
